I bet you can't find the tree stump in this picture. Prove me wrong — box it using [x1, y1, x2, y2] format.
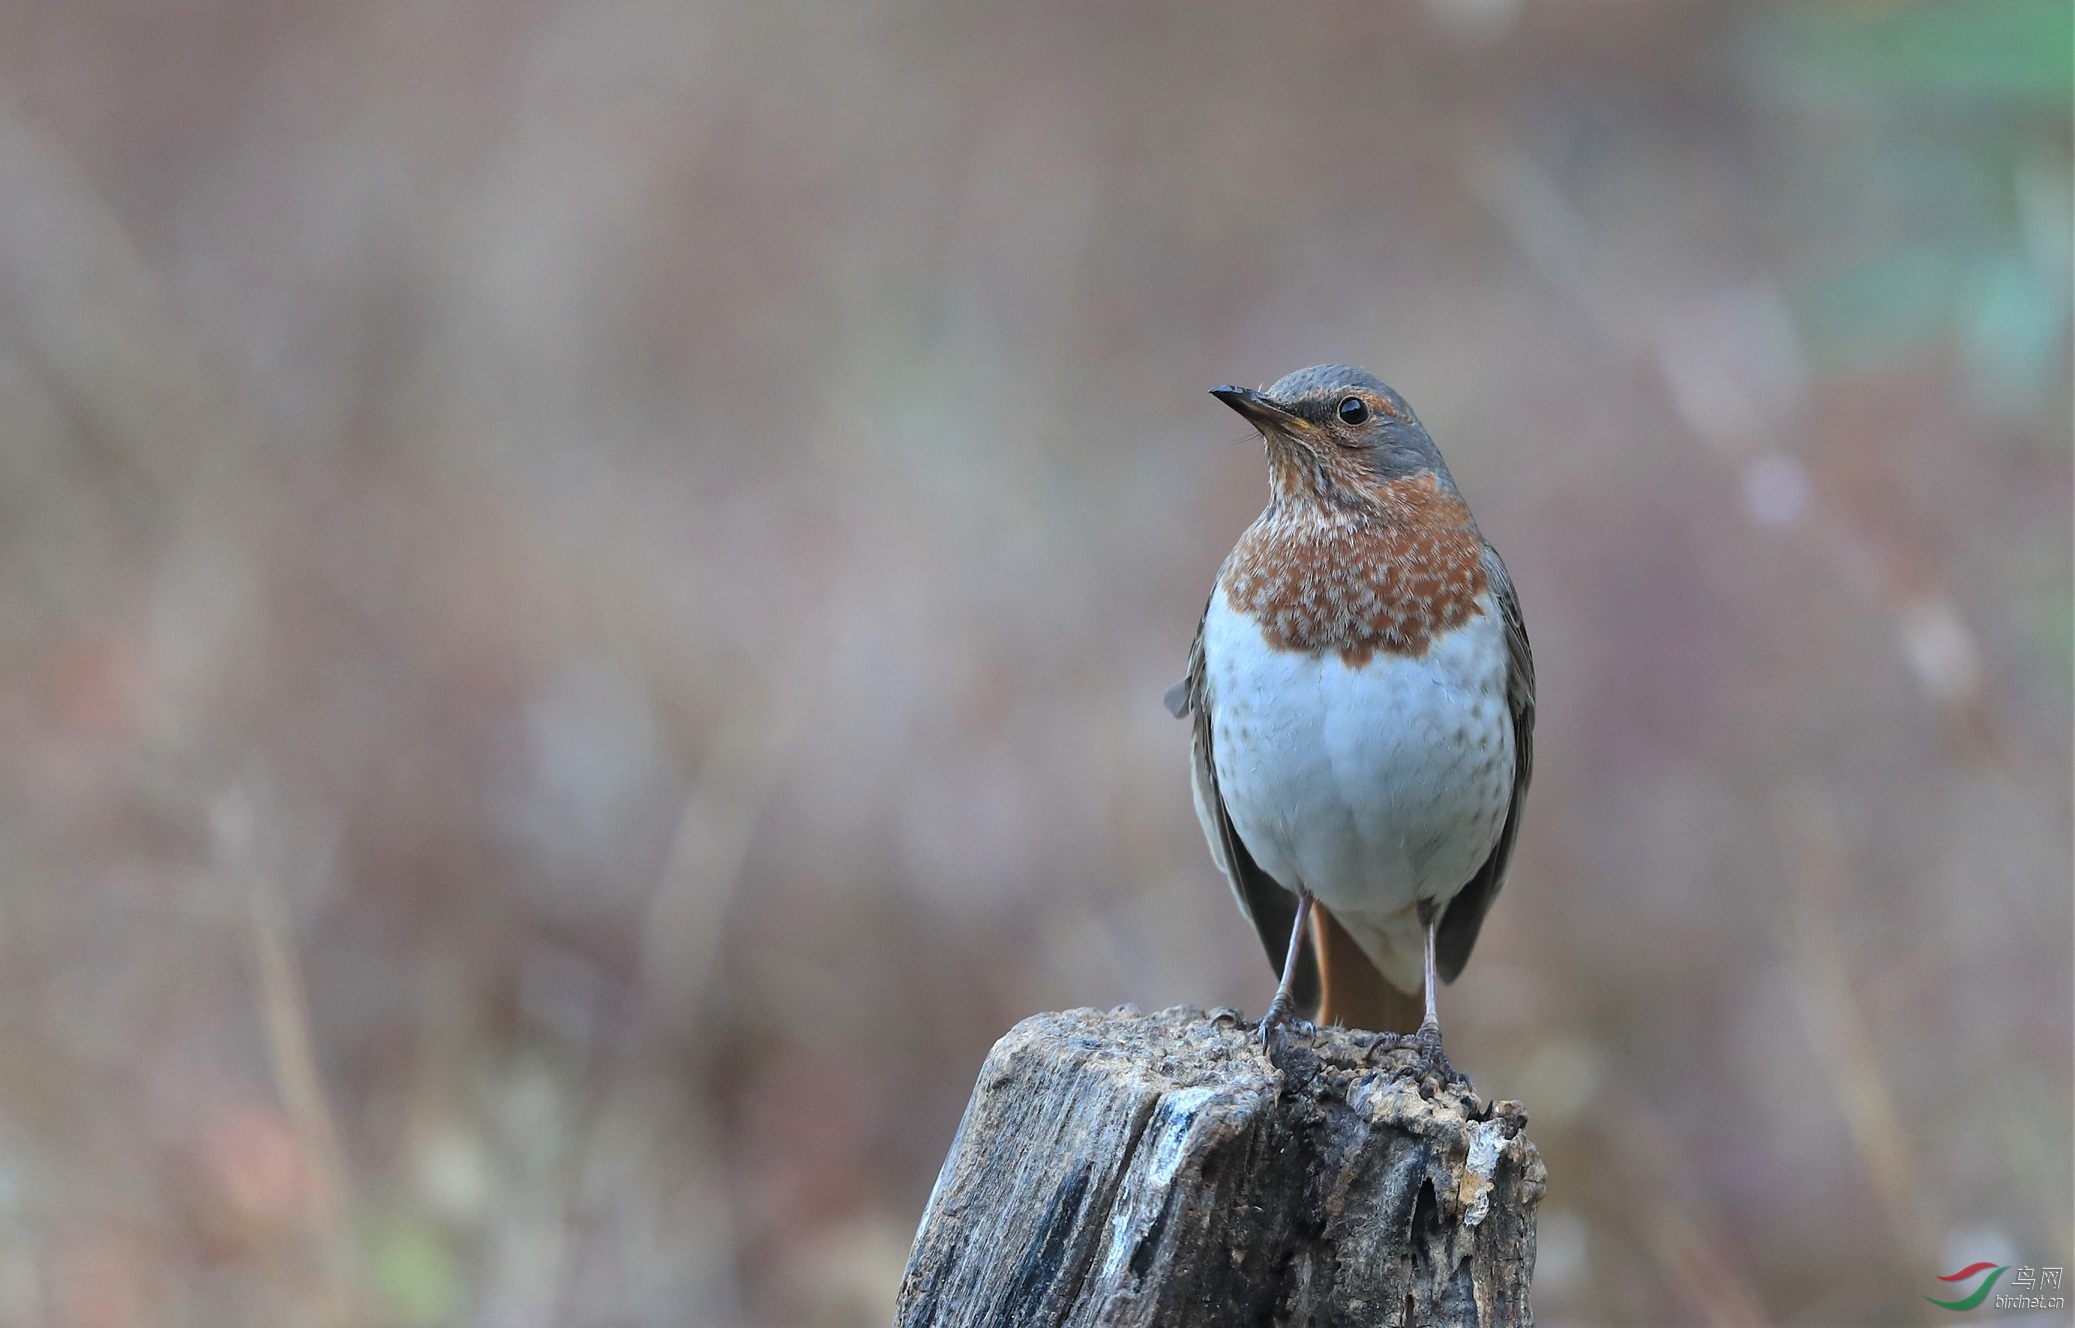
[896, 1006, 1543, 1328]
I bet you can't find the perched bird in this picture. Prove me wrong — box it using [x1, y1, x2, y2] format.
[1166, 365, 1534, 1059]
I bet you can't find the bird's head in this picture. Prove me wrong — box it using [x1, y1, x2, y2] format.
[1211, 364, 1450, 505]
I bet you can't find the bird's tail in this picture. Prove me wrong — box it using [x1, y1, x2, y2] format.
[1310, 902, 1424, 1034]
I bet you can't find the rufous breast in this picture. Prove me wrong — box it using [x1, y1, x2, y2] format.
[1220, 470, 1489, 668]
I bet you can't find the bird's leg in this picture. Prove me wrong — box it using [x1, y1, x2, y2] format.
[1418, 904, 1441, 1042]
[1409, 901, 1467, 1089]
[1256, 891, 1313, 1045]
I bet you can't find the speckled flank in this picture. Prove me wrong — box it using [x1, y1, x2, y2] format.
[1221, 470, 1489, 665]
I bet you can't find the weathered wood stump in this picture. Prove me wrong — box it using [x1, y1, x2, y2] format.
[896, 1006, 1542, 1328]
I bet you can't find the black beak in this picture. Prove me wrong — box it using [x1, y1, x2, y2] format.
[1211, 385, 1303, 432]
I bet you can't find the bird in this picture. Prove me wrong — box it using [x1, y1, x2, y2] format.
[1165, 364, 1534, 1064]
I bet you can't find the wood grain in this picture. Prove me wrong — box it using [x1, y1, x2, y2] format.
[897, 1006, 1542, 1327]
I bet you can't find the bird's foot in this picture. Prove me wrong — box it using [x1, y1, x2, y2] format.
[1406, 1020, 1471, 1096]
[1255, 998, 1314, 1064]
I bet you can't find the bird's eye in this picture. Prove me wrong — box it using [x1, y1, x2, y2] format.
[1337, 396, 1369, 425]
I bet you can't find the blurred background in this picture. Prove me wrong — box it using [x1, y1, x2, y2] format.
[0, 1, 2066, 1324]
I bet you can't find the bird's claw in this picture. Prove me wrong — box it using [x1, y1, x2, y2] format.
[1256, 1002, 1316, 1064]
[1407, 1022, 1471, 1094]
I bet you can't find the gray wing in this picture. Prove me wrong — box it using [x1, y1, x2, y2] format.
[1435, 542, 1535, 984]
[1169, 597, 1318, 1009]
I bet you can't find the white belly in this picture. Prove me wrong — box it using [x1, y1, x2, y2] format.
[1202, 583, 1513, 989]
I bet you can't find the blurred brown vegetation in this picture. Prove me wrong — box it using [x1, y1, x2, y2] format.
[0, 2, 2066, 1325]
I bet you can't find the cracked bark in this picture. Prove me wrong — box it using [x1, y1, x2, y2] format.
[896, 1006, 1542, 1328]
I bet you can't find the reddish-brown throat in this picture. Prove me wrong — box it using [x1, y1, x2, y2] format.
[1212, 386, 1489, 668]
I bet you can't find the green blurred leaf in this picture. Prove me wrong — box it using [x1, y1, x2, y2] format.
[367, 1212, 460, 1328]
[1753, 0, 2074, 108]
[1961, 252, 2070, 413]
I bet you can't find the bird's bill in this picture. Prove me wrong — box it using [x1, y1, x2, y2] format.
[1210, 385, 1306, 433]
